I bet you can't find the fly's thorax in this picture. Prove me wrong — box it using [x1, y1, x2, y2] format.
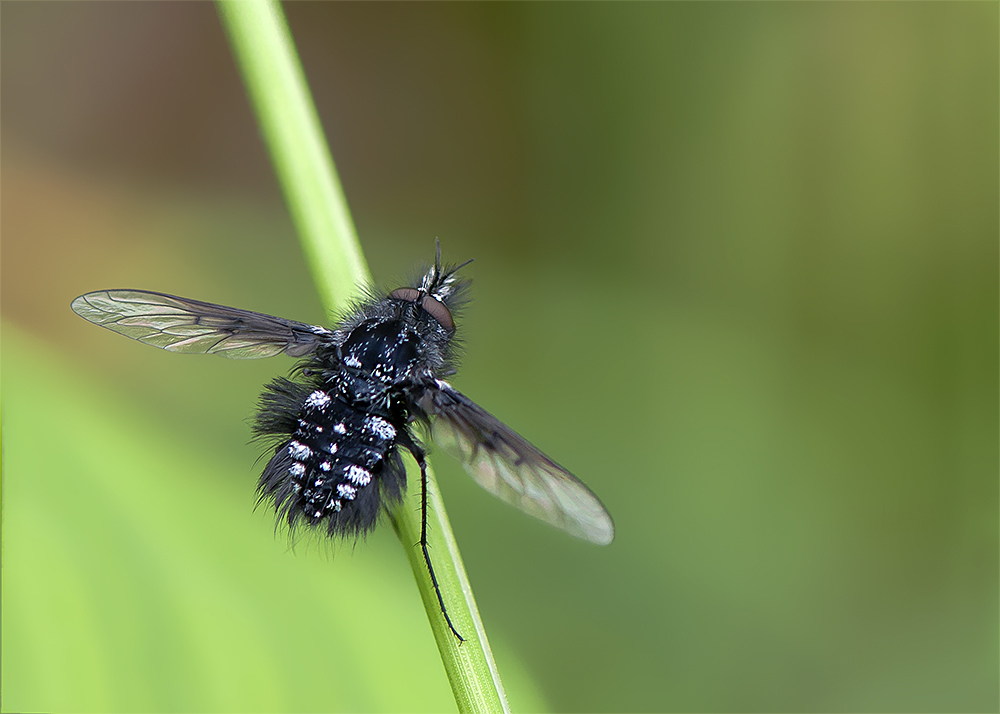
[336, 308, 456, 386]
[339, 317, 421, 384]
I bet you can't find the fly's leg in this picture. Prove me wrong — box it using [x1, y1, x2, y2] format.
[398, 431, 465, 642]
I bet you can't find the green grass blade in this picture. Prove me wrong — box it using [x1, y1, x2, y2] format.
[216, 0, 366, 310]
[216, 2, 509, 712]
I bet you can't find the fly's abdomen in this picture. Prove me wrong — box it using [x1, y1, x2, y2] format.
[257, 386, 408, 538]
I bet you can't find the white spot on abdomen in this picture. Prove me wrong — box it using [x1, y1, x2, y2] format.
[304, 390, 332, 410]
[288, 441, 312, 460]
[366, 416, 396, 440]
[344, 464, 372, 486]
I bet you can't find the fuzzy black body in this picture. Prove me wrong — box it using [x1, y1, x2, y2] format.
[254, 311, 449, 539]
[250, 256, 467, 546]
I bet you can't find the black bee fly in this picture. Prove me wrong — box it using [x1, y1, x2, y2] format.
[71, 245, 615, 641]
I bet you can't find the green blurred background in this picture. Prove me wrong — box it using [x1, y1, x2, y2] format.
[2, 3, 997, 712]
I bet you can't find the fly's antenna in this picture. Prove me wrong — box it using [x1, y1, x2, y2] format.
[433, 238, 473, 281]
[423, 239, 473, 297]
[447, 257, 475, 278]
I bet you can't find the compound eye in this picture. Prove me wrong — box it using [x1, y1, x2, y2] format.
[420, 295, 454, 330]
[390, 287, 454, 329]
[391, 288, 421, 302]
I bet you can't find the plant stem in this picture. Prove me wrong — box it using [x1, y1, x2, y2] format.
[217, 3, 509, 712]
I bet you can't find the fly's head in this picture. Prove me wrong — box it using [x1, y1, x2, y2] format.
[388, 244, 472, 377]
[392, 242, 471, 326]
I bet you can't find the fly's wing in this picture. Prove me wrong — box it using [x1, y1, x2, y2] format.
[419, 381, 615, 545]
[71, 289, 332, 359]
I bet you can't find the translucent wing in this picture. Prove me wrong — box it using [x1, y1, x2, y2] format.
[71, 289, 331, 359]
[419, 381, 614, 545]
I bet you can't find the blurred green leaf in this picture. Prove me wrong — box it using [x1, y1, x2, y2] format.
[1, 324, 547, 712]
